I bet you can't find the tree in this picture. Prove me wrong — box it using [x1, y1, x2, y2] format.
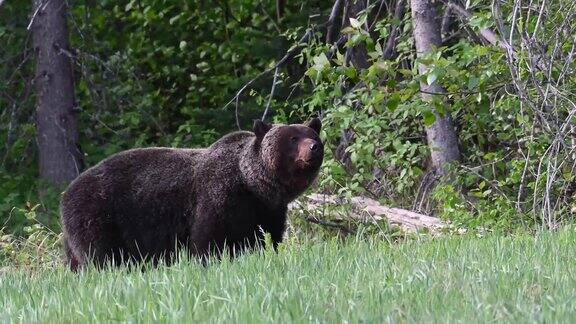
[344, 0, 369, 70]
[410, 0, 460, 175]
[31, 0, 82, 186]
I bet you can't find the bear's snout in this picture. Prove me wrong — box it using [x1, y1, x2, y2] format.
[299, 139, 323, 159]
[295, 138, 323, 172]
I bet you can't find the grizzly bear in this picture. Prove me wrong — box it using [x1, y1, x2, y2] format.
[60, 118, 323, 270]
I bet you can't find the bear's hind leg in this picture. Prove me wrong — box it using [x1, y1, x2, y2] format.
[64, 237, 82, 272]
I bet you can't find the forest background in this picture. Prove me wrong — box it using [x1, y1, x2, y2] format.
[1, 0, 576, 241]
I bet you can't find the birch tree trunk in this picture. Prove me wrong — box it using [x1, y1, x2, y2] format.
[31, 0, 82, 185]
[410, 0, 460, 175]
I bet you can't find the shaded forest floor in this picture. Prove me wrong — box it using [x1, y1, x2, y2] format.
[1, 228, 576, 322]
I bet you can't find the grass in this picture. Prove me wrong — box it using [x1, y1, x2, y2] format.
[1, 228, 576, 323]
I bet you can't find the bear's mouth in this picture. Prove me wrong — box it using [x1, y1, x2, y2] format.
[295, 158, 322, 170]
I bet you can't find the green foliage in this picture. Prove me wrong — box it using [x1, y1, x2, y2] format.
[290, 2, 576, 230]
[1, 0, 575, 236]
[290, 15, 430, 202]
[0, 203, 61, 270]
[72, 0, 311, 159]
[0, 0, 334, 233]
[432, 184, 532, 232]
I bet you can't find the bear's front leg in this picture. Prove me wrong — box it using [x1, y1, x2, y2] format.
[188, 200, 229, 263]
[264, 207, 288, 252]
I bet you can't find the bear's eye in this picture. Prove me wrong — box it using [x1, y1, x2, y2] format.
[290, 136, 298, 143]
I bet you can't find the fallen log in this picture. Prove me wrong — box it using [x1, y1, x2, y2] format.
[289, 193, 446, 234]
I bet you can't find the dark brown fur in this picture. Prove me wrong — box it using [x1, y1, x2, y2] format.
[60, 119, 323, 270]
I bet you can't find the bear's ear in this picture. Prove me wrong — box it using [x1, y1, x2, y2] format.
[253, 120, 272, 138]
[305, 117, 322, 135]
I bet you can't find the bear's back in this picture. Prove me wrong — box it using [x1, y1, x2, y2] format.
[63, 147, 204, 205]
[195, 131, 254, 188]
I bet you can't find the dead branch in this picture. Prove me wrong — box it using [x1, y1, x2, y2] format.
[382, 0, 406, 59]
[444, 1, 513, 52]
[304, 216, 354, 234]
[326, 0, 344, 44]
[290, 193, 446, 233]
[261, 66, 279, 122]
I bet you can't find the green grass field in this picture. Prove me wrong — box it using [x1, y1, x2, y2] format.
[1, 228, 576, 323]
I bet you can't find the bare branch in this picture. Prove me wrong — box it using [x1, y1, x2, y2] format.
[326, 0, 344, 44]
[369, 0, 388, 30]
[444, 1, 513, 52]
[383, 0, 406, 59]
[276, 0, 286, 21]
[304, 216, 354, 234]
[262, 66, 279, 122]
[27, 0, 51, 30]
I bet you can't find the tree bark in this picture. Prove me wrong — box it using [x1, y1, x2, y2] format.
[382, 0, 406, 59]
[31, 0, 82, 185]
[326, 0, 343, 44]
[410, 0, 460, 175]
[276, 0, 286, 21]
[345, 0, 370, 69]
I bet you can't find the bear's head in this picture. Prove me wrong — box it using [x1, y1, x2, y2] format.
[254, 118, 324, 194]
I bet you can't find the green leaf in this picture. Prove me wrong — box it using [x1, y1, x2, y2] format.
[169, 14, 181, 25]
[344, 67, 357, 79]
[479, 181, 486, 190]
[398, 69, 413, 77]
[335, 50, 345, 65]
[387, 94, 400, 111]
[433, 99, 446, 116]
[341, 26, 356, 34]
[351, 152, 358, 163]
[427, 72, 437, 85]
[125, 1, 134, 11]
[423, 110, 436, 126]
[478, 98, 490, 115]
[349, 18, 362, 28]
[483, 152, 496, 161]
[467, 77, 478, 90]
[372, 92, 385, 105]
[312, 53, 330, 71]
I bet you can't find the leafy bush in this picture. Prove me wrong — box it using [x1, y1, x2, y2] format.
[0, 203, 61, 270]
[2, 0, 576, 237]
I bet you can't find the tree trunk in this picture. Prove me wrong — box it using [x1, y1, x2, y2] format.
[345, 0, 370, 69]
[326, 0, 343, 44]
[410, 0, 460, 175]
[382, 0, 406, 59]
[31, 0, 82, 185]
